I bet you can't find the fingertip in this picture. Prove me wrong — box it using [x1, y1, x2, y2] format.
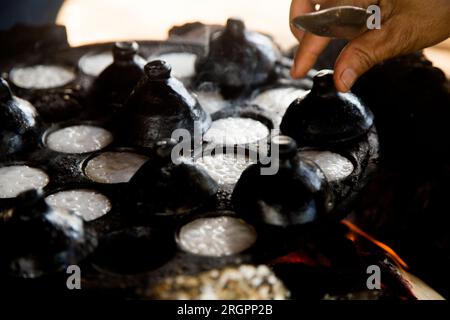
[335, 68, 358, 92]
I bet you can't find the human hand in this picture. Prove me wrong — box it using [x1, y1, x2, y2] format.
[290, 0, 450, 92]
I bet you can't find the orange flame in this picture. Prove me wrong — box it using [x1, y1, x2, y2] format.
[342, 220, 408, 270]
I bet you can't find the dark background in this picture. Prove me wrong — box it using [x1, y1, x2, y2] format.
[0, 0, 63, 30]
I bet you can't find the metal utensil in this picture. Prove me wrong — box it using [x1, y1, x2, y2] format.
[291, 6, 370, 39]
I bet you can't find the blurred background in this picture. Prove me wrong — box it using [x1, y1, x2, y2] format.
[0, 0, 449, 74]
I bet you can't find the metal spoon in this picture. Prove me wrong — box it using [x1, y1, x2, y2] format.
[291, 6, 370, 39]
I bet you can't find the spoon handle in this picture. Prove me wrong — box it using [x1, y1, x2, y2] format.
[291, 6, 370, 39]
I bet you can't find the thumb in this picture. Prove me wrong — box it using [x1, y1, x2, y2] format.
[333, 27, 395, 92]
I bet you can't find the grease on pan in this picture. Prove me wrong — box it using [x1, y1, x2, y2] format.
[46, 125, 113, 154]
[178, 216, 257, 257]
[10, 65, 76, 89]
[46, 189, 112, 222]
[0, 166, 49, 199]
[84, 151, 149, 184]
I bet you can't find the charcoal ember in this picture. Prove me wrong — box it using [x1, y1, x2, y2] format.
[0, 78, 43, 157]
[121, 60, 211, 148]
[195, 18, 281, 97]
[0, 190, 97, 278]
[128, 139, 219, 217]
[281, 70, 374, 147]
[232, 136, 333, 227]
[352, 52, 450, 170]
[91, 41, 146, 111]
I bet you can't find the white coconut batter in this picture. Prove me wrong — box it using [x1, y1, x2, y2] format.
[78, 52, 113, 77]
[178, 216, 257, 257]
[46, 189, 112, 222]
[252, 87, 308, 125]
[194, 153, 255, 185]
[300, 150, 354, 182]
[85, 151, 149, 184]
[194, 90, 228, 115]
[10, 65, 76, 89]
[150, 52, 197, 79]
[46, 125, 113, 154]
[0, 166, 49, 199]
[204, 117, 269, 145]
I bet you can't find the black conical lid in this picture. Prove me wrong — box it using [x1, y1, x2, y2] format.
[280, 70, 374, 146]
[0, 77, 13, 102]
[0, 78, 42, 157]
[92, 41, 146, 108]
[195, 18, 280, 92]
[128, 139, 218, 216]
[232, 136, 333, 227]
[123, 60, 211, 148]
[0, 77, 41, 132]
[0, 189, 97, 278]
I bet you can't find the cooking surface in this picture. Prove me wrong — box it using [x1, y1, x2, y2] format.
[0, 20, 448, 300]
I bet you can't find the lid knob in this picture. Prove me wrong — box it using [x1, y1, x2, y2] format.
[145, 60, 172, 80]
[113, 41, 139, 61]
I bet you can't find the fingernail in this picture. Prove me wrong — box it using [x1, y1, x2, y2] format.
[341, 68, 357, 91]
